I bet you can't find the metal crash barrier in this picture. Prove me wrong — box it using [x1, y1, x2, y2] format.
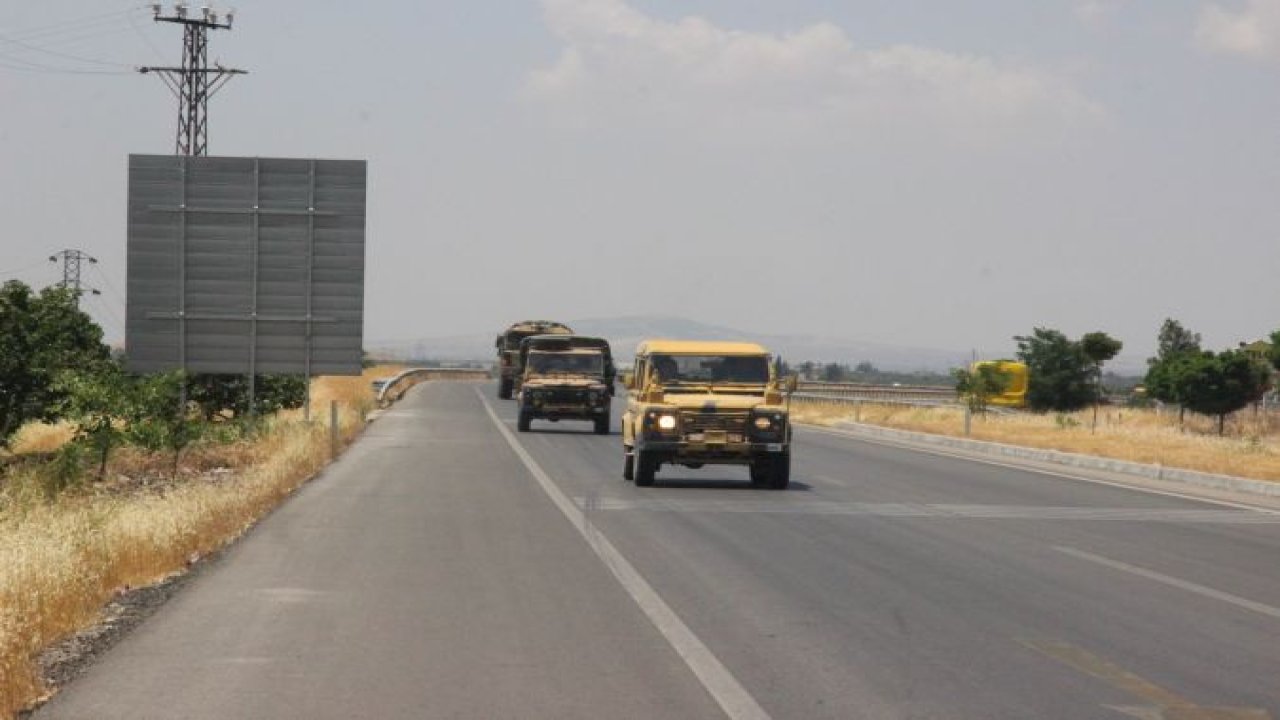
[374, 368, 491, 407]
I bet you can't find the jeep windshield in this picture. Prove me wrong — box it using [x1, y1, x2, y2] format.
[527, 351, 603, 376]
[651, 354, 770, 385]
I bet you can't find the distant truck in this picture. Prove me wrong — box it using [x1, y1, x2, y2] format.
[494, 320, 573, 399]
[621, 340, 794, 489]
[517, 335, 615, 435]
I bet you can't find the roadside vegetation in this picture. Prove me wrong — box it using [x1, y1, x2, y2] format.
[0, 278, 402, 718]
[791, 401, 1280, 482]
[0, 370, 388, 719]
[792, 318, 1279, 483]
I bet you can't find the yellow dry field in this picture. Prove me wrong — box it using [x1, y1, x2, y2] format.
[791, 401, 1280, 483]
[0, 366, 402, 719]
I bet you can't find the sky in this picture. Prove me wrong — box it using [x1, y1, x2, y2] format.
[1, 0, 1278, 367]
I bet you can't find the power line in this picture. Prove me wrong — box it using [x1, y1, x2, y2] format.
[0, 30, 136, 68]
[138, 3, 246, 156]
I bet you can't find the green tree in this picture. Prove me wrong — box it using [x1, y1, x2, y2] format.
[54, 363, 133, 481]
[1144, 319, 1203, 425]
[0, 281, 110, 446]
[1080, 331, 1123, 431]
[953, 364, 1011, 414]
[1152, 318, 1201, 363]
[186, 374, 307, 421]
[1014, 328, 1094, 412]
[1177, 350, 1272, 435]
[821, 363, 847, 382]
[127, 372, 204, 478]
[1269, 330, 1280, 372]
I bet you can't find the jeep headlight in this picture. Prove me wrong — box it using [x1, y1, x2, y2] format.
[753, 416, 773, 431]
[657, 414, 677, 430]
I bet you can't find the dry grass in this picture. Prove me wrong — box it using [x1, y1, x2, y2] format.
[0, 368, 400, 719]
[8, 422, 75, 456]
[791, 401, 1280, 482]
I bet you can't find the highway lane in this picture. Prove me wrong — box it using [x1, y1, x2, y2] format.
[494, 384, 1280, 719]
[37, 381, 1280, 719]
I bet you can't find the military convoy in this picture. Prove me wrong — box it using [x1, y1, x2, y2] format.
[494, 323, 794, 488]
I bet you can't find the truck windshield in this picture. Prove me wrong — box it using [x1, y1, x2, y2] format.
[651, 355, 770, 384]
[528, 352, 603, 375]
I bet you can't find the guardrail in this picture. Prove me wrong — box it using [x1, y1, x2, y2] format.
[795, 381, 958, 405]
[374, 367, 491, 407]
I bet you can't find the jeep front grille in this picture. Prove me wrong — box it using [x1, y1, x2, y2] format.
[680, 411, 749, 434]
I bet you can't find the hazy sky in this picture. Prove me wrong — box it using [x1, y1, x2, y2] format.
[2, 0, 1278, 365]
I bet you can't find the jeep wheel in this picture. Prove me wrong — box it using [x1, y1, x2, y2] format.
[498, 377, 514, 400]
[749, 462, 768, 486]
[594, 416, 609, 435]
[517, 409, 532, 432]
[622, 448, 634, 481]
[634, 449, 657, 487]
[767, 452, 791, 490]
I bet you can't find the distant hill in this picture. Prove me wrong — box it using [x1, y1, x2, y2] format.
[370, 315, 984, 372]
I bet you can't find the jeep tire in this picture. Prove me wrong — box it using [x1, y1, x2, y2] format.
[634, 449, 656, 487]
[594, 416, 609, 435]
[517, 409, 532, 433]
[498, 377, 514, 400]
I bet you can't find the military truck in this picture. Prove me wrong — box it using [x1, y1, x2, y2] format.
[517, 335, 615, 434]
[621, 340, 794, 489]
[494, 320, 573, 399]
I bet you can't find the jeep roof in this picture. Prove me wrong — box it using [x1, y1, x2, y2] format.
[634, 339, 770, 356]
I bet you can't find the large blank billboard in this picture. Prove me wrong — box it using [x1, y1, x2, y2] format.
[126, 155, 366, 376]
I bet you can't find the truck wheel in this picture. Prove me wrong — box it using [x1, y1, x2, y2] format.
[594, 416, 609, 435]
[517, 409, 532, 432]
[768, 452, 791, 490]
[623, 448, 634, 481]
[634, 449, 656, 487]
[498, 377, 513, 400]
[749, 461, 768, 486]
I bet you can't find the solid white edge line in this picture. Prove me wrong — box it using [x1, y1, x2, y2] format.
[476, 389, 771, 720]
[1054, 546, 1280, 621]
[799, 425, 1280, 516]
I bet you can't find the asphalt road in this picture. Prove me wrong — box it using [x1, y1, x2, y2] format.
[36, 382, 1280, 719]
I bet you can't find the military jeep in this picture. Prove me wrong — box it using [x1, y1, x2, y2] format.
[494, 320, 573, 399]
[516, 335, 615, 434]
[621, 340, 793, 489]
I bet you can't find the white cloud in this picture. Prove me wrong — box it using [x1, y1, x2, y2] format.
[1074, 1, 1123, 26]
[1196, 0, 1280, 59]
[525, 0, 1102, 144]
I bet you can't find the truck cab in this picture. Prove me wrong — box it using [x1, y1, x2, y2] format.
[516, 335, 615, 435]
[621, 340, 792, 489]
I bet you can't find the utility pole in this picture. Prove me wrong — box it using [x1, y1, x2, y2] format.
[138, 3, 246, 156]
[48, 249, 101, 305]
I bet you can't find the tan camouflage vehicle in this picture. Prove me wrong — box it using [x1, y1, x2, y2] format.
[621, 340, 794, 489]
[516, 335, 615, 435]
[494, 320, 573, 399]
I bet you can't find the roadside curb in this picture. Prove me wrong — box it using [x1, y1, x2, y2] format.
[808, 421, 1280, 499]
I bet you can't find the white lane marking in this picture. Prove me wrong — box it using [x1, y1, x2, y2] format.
[568, 498, 1280, 523]
[476, 389, 771, 720]
[1054, 546, 1280, 621]
[800, 425, 1280, 516]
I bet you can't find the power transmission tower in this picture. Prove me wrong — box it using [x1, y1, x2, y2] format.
[48, 249, 101, 305]
[138, 3, 246, 156]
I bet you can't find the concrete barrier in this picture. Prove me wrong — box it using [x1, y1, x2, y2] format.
[812, 420, 1280, 499]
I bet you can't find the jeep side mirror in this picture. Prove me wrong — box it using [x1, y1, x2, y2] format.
[784, 374, 799, 394]
[622, 372, 635, 390]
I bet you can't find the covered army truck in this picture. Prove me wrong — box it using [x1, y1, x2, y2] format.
[494, 320, 573, 399]
[621, 340, 793, 489]
[516, 335, 615, 435]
